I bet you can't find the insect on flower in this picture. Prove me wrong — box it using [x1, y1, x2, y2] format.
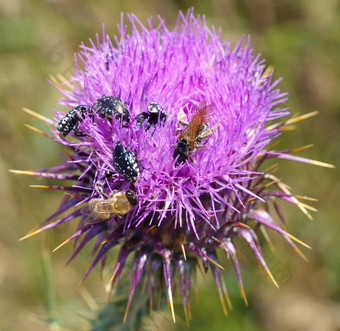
[15, 9, 334, 326]
[113, 141, 141, 182]
[57, 105, 91, 137]
[87, 183, 138, 222]
[94, 95, 130, 125]
[135, 102, 167, 131]
[104, 50, 115, 71]
[174, 100, 223, 163]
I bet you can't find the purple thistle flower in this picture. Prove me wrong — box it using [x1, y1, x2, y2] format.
[15, 8, 334, 323]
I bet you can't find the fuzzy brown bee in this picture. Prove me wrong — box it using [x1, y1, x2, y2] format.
[88, 189, 138, 221]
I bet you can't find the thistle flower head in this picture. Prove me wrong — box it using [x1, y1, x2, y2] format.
[17, 9, 332, 323]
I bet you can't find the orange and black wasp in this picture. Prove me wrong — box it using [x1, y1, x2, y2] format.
[173, 100, 223, 164]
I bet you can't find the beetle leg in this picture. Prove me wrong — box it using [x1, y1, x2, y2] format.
[73, 123, 87, 137]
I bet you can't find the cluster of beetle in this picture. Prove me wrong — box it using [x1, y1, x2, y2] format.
[57, 96, 220, 222]
[57, 95, 165, 137]
[57, 94, 167, 180]
[57, 95, 168, 221]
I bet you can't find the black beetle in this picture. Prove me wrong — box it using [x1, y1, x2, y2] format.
[113, 141, 141, 182]
[94, 95, 130, 125]
[135, 102, 167, 131]
[57, 105, 91, 137]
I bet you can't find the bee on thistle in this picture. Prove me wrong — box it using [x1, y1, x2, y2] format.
[87, 182, 138, 222]
[15, 8, 333, 325]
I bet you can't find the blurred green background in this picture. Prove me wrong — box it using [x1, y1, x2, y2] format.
[1, 0, 339, 330]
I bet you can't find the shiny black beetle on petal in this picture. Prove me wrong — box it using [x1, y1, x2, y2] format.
[113, 141, 141, 182]
[94, 95, 130, 125]
[57, 105, 90, 137]
[135, 102, 167, 131]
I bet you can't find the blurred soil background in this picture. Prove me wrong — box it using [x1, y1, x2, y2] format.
[1, 0, 339, 330]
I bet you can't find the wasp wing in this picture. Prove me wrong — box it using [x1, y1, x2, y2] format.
[178, 100, 215, 150]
